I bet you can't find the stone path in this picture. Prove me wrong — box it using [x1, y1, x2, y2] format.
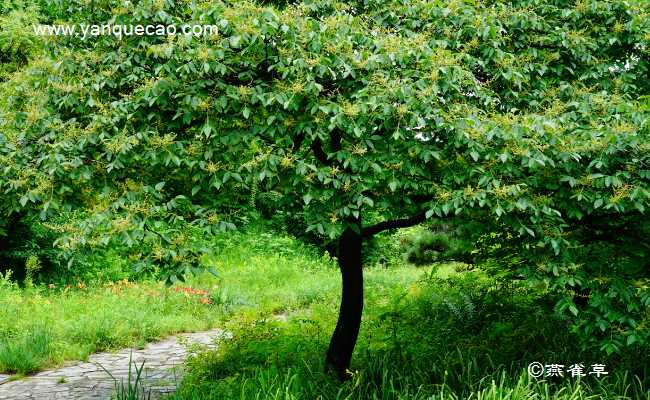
[0, 329, 227, 400]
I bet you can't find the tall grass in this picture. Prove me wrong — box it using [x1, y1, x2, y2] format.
[167, 250, 649, 400]
[2, 226, 648, 399]
[0, 225, 341, 374]
[101, 352, 152, 400]
[0, 278, 226, 373]
[0, 325, 52, 374]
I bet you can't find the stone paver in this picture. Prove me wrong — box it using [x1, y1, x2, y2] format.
[0, 329, 227, 400]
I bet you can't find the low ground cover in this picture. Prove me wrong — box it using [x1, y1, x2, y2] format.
[171, 260, 650, 399]
[2, 227, 648, 399]
[0, 227, 333, 375]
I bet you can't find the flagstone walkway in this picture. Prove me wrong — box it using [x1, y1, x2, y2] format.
[0, 329, 227, 400]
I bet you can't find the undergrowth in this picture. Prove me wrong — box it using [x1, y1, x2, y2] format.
[1, 226, 648, 399]
[167, 260, 649, 399]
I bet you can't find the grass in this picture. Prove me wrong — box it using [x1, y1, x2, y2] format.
[1, 225, 648, 399]
[168, 295, 650, 399]
[0, 226, 341, 375]
[164, 232, 649, 399]
[0, 324, 51, 375]
[0, 276, 224, 374]
[102, 352, 152, 400]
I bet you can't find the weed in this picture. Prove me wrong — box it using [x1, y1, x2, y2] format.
[0, 325, 52, 374]
[100, 352, 152, 400]
[167, 262, 650, 400]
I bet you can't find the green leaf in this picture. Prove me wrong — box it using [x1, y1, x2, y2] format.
[19, 195, 29, 207]
[229, 35, 241, 48]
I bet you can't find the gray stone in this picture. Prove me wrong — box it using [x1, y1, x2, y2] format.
[0, 329, 224, 399]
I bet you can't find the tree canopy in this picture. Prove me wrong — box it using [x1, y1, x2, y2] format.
[1, 0, 649, 374]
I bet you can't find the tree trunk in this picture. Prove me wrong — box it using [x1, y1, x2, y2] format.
[325, 227, 363, 380]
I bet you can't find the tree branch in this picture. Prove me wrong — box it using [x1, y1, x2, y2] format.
[292, 133, 306, 153]
[331, 129, 342, 152]
[311, 137, 333, 167]
[362, 211, 428, 238]
[407, 194, 434, 204]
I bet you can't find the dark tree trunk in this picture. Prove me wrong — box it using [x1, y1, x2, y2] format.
[325, 226, 364, 380]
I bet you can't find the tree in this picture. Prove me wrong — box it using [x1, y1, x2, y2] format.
[1, 0, 649, 379]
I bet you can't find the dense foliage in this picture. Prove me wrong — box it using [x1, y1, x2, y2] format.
[1, 0, 649, 359]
